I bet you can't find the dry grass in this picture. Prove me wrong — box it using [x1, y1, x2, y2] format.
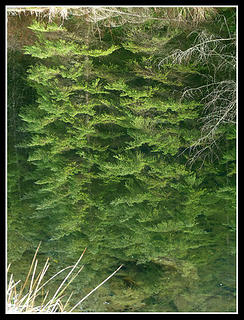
[7, 243, 123, 313]
[7, 6, 217, 51]
[7, 6, 217, 27]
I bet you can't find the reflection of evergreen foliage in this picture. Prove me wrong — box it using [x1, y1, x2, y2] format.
[8, 7, 236, 312]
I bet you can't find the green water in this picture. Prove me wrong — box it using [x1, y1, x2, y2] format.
[7, 6, 237, 313]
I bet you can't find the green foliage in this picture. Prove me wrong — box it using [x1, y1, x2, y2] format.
[27, 20, 67, 33]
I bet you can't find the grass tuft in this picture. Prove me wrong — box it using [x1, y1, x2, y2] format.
[7, 243, 123, 313]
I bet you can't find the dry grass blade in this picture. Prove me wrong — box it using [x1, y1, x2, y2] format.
[69, 264, 124, 312]
[18, 241, 41, 299]
[24, 258, 39, 310]
[44, 247, 87, 309]
[63, 291, 74, 311]
[27, 258, 51, 310]
[56, 265, 84, 301]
